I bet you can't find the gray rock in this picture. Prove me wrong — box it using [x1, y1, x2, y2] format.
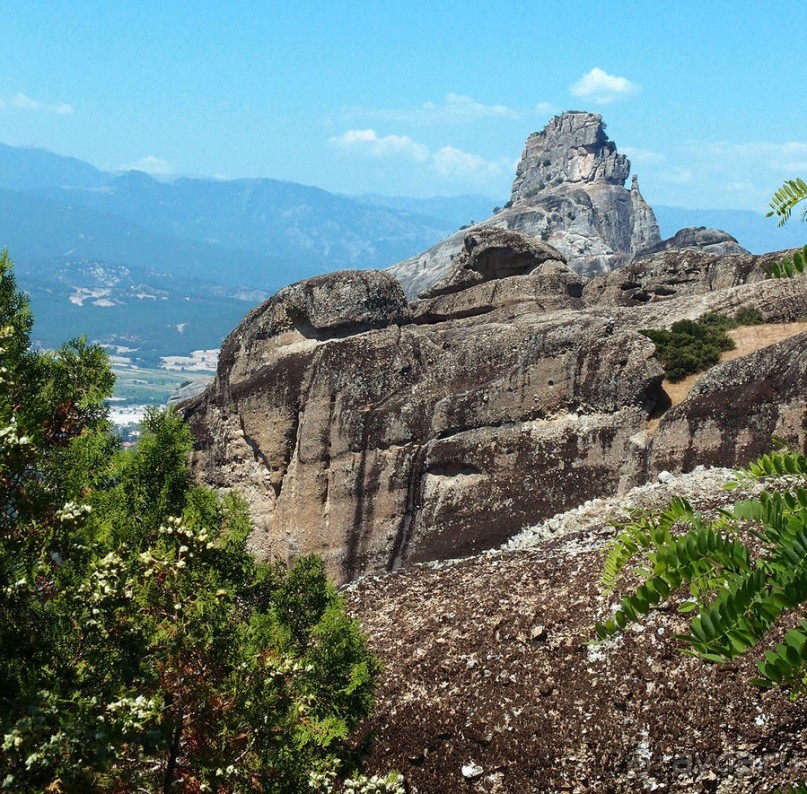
[182, 242, 806, 584]
[419, 226, 565, 299]
[640, 226, 748, 258]
[510, 111, 630, 198]
[389, 112, 662, 298]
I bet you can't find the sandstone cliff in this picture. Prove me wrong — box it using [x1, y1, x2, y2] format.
[387, 111, 747, 300]
[182, 228, 806, 584]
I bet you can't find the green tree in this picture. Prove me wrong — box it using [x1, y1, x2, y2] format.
[639, 315, 735, 383]
[0, 250, 382, 792]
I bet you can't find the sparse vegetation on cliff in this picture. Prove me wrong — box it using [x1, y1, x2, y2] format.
[640, 316, 735, 382]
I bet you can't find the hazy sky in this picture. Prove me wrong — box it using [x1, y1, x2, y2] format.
[2, 1, 805, 210]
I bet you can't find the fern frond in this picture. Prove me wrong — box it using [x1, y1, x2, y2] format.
[600, 497, 693, 595]
[742, 450, 807, 480]
[596, 523, 754, 639]
[753, 620, 807, 692]
[766, 178, 807, 226]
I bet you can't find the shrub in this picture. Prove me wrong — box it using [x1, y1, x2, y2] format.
[640, 317, 735, 382]
[734, 305, 766, 325]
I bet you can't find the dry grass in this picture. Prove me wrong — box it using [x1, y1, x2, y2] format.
[664, 321, 807, 407]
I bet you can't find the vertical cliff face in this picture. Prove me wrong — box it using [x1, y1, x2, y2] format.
[388, 111, 663, 298]
[182, 227, 805, 585]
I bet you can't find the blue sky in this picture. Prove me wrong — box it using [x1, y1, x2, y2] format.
[1, 1, 805, 210]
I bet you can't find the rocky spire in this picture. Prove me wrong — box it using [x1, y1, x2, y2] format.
[629, 174, 661, 255]
[510, 111, 630, 203]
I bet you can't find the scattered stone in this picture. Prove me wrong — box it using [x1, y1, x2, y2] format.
[462, 762, 484, 779]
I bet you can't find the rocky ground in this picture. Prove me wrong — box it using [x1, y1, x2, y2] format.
[345, 467, 807, 793]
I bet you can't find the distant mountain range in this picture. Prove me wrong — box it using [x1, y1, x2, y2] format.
[0, 141, 801, 366]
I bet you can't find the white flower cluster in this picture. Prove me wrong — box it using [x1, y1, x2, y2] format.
[140, 517, 216, 578]
[343, 772, 406, 794]
[0, 418, 31, 452]
[78, 551, 131, 627]
[307, 763, 405, 794]
[101, 694, 161, 734]
[55, 501, 93, 525]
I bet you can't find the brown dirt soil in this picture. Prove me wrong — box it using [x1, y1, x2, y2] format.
[346, 487, 807, 792]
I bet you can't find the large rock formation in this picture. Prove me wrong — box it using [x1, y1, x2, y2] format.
[387, 111, 747, 299]
[182, 228, 807, 584]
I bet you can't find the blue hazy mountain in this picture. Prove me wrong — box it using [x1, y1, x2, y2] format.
[0, 142, 110, 192]
[32, 172, 457, 272]
[1, 141, 800, 367]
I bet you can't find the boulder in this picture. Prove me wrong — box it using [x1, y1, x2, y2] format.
[418, 227, 565, 299]
[641, 225, 748, 257]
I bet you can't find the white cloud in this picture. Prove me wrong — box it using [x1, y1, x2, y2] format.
[328, 129, 430, 162]
[6, 92, 74, 114]
[328, 129, 506, 189]
[348, 93, 554, 125]
[534, 101, 557, 116]
[570, 68, 640, 105]
[621, 147, 666, 166]
[432, 146, 504, 179]
[12, 92, 40, 110]
[621, 137, 807, 210]
[119, 155, 173, 175]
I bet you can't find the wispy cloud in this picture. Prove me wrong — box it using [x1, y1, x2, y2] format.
[119, 155, 173, 175]
[328, 129, 430, 162]
[432, 146, 504, 180]
[347, 93, 555, 125]
[570, 68, 639, 105]
[4, 92, 74, 114]
[328, 128, 508, 188]
[623, 139, 807, 210]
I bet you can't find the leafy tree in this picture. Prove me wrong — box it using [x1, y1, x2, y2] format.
[0, 250, 383, 792]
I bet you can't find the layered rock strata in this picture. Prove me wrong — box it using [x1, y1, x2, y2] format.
[183, 229, 806, 583]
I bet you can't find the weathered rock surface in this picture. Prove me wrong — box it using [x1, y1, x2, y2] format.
[583, 248, 775, 307]
[510, 110, 631, 196]
[388, 111, 745, 300]
[649, 332, 807, 474]
[418, 226, 565, 299]
[183, 241, 806, 583]
[642, 225, 748, 257]
[345, 469, 807, 792]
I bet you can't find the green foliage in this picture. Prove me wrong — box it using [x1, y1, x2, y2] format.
[640, 316, 735, 382]
[763, 244, 807, 279]
[596, 450, 807, 695]
[733, 305, 765, 325]
[766, 177, 807, 226]
[0, 251, 381, 792]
